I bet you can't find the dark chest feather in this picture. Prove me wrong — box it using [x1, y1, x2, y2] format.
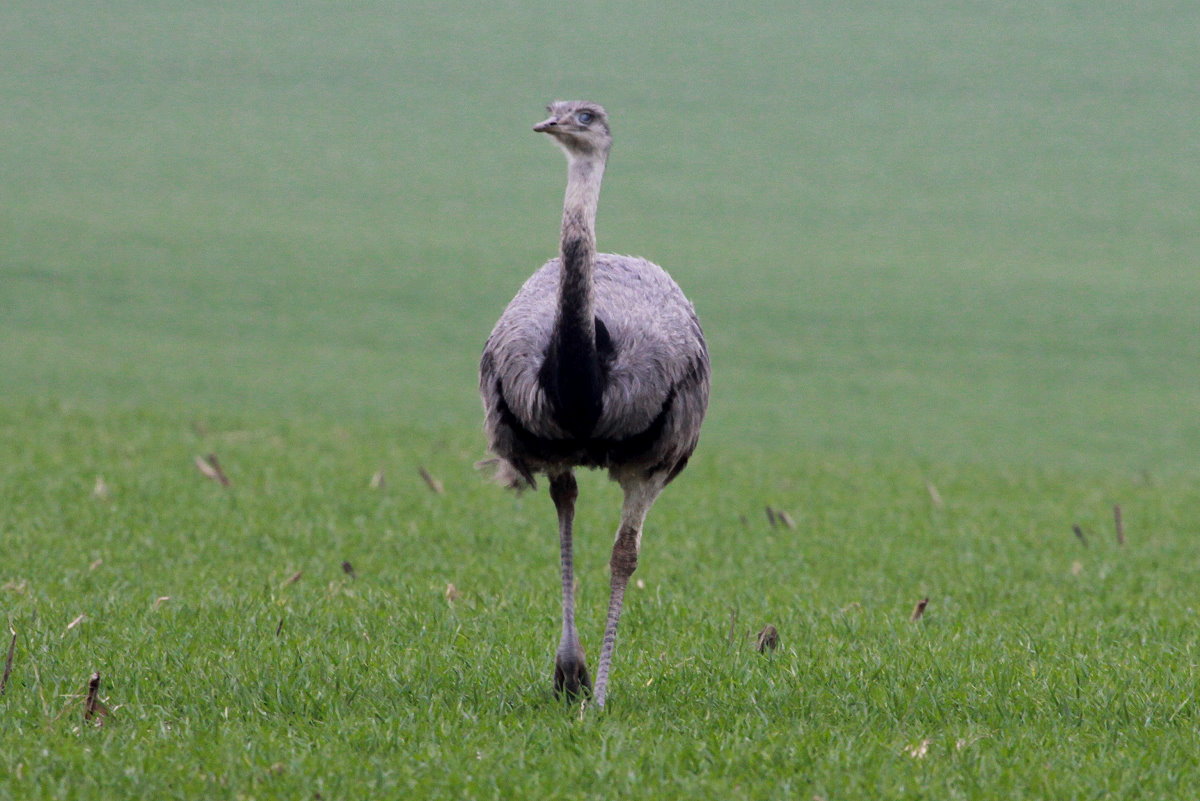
[536, 316, 613, 438]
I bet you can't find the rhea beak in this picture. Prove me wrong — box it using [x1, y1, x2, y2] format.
[533, 116, 559, 133]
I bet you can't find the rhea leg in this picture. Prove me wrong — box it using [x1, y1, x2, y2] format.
[549, 472, 590, 697]
[592, 476, 663, 708]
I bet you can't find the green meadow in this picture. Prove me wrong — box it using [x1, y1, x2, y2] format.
[2, 1, 1198, 798]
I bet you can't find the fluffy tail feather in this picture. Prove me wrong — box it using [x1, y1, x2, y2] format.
[474, 457, 536, 492]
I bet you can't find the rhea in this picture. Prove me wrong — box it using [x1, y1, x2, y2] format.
[479, 101, 710, 707]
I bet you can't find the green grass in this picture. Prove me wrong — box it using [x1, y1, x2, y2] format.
[3, 407, 1199, 798]
[2, 0, 1199, 797]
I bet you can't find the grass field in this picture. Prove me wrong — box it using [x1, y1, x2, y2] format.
[2, 1, 1199, 798]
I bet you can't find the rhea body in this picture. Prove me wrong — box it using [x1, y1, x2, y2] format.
[479, 102, 710, 707]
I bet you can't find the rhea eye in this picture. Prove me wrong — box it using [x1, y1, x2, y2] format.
[576, 111, 594, 125]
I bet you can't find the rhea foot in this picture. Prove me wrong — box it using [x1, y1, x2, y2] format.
[554, 648, 592, 699]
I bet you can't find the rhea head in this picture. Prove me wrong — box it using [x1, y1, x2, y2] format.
[534, 101, 612, 158]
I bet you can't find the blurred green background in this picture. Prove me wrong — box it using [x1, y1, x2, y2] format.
[2, 0, 1197, 471]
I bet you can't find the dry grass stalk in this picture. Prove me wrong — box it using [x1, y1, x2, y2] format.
[66, 614, 85, 632]
[727, 608, 739, 646]
[765, 506, 796, 529]
[275, 617, 284, 637]
[418, 466, 444, 494]
[755, 624, 779, 653]
[910, 597, 929, 622]
[285, 570, 303, 585]
[195, 453, 231, 486]
[92, 476, 110, 500]
[904, 738, 931, 759]
[369, 470, 386, 489]
[1, 629, 15, 696]
[83, 671, 109, 725]
[152, 596, 171, 610]
[926, 481, 944, 508]
[445, 583, 461, 603]
[1114, 504, 1125, 545]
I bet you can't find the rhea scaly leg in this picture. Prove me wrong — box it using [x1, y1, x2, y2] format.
[592, 476, 663, 708]
[550, 472, 590, 697]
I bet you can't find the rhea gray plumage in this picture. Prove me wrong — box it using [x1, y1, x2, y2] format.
[479, 101, 710, 707]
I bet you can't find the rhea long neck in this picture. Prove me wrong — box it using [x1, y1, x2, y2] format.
[556, 150, 607, 335]
[542, 148, 609, 438]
